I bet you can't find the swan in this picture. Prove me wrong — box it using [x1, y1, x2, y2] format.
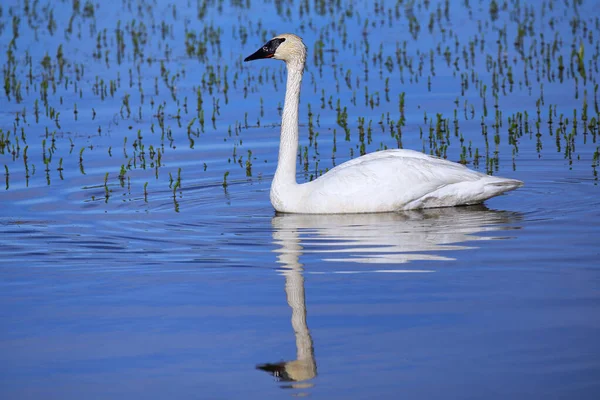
[244, 34, 523, 214]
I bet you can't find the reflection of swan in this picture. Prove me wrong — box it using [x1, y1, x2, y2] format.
[256, 217, 317, 388]
[271, 205, 520, 267]
[257, 206, 520, 387]
[244, 34, 523, 214]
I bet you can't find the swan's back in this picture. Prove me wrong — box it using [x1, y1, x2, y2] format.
[283, 149, 522, 214]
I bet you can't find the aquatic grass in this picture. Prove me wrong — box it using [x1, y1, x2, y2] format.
[104, 172, 110, 200]
[245, 150, 253, 177]
[222, 171, 229, 188]
[0, 0, 599, 204]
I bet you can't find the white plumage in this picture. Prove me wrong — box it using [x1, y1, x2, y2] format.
[245, 34, 523, 214]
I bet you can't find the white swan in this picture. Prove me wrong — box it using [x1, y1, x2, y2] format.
[244, 34, 523, 214]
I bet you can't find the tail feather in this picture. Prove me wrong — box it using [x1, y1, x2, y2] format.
[484, 177, 523, 196]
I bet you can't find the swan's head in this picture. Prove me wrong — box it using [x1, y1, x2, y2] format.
[244, 34, 306, 68]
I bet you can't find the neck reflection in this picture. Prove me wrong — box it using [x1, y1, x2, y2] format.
[256, 217, 317, 388]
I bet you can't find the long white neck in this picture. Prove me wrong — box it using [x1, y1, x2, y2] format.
[274, 63, 304, 186]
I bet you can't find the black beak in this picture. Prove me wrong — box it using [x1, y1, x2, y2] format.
[256, 362, 293, 381]
[244, 46, 273, 62]
[244, 38, 286, 62]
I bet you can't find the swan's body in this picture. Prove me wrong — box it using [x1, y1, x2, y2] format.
[245, 34, 523, 214]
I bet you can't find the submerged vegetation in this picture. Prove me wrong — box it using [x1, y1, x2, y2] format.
[0, 0, 598, 210]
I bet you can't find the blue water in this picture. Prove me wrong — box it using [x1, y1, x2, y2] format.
[1, 0, 599, 398]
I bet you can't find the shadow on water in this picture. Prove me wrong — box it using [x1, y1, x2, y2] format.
[257, 205, 522, 391]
